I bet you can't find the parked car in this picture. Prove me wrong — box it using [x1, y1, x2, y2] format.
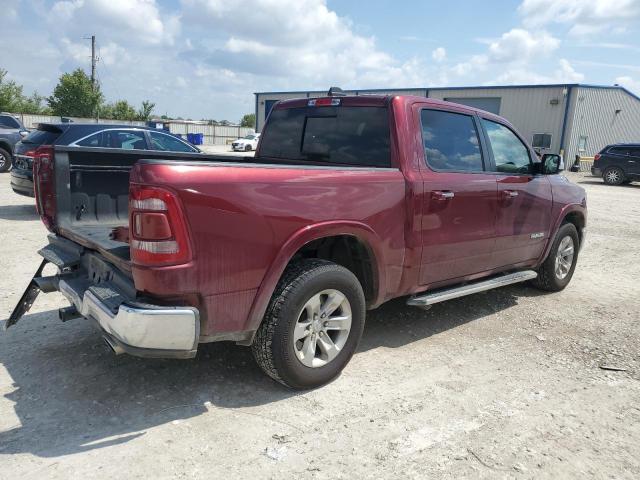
[0, 113, 30, 172]
[231, 133, 260, 151]
[11, 123, 200, 197]
[591, 143, 640, 185]
[8, 93, 586, 390]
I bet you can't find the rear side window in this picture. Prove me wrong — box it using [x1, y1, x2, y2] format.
[420, 109, 483, 172]
[149, 131, 196, 152]
[608, 146, 630, 155]
[21, 129, 60, 145]
[76, 130, 148, 150]
[482, 119, 532, 174]
[259, 106, 391, 167]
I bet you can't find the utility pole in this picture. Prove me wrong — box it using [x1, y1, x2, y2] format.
[90, 35, 96, 88]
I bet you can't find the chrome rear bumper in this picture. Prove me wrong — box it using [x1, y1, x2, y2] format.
[59, 279, 199, 359]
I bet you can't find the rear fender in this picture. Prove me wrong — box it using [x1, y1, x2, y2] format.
[243, 221, 387, 336]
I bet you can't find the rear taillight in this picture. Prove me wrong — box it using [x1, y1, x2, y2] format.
[32, 145, 56, 231]
[593, 153, 601, 162]
[129, 185, 192, 266]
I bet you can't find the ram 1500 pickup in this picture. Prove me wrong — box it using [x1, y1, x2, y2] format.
[8, 93, 587, 389]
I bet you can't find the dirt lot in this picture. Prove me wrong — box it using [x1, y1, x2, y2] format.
[0, 171, 638, 479]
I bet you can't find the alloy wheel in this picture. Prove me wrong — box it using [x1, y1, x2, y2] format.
[554, 236, 575, 280]
[293, 289, 352, 368]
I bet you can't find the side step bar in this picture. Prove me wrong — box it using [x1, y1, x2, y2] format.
[407, 270, 538, 308]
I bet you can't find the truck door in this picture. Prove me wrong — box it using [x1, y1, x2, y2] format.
[417, 107, 498, 286]
[479, 118, 553, 267]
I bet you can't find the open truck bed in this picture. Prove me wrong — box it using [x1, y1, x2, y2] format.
[49, 147, 252, 271]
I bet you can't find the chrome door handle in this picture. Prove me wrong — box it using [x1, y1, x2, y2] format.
[503, 190, 519, 198]
[432, 190, 455, 200]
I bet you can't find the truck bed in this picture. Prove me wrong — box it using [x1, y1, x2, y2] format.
[52, 147, 253, 270]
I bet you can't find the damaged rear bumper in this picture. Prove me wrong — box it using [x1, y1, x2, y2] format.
[59, 280, 199, 359]
[8, 235, 200, 359]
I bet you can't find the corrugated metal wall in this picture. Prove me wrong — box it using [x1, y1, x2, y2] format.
[429, 87, 568, 154]
[565, 87, 640, 160]
[14, 113, 252, 145]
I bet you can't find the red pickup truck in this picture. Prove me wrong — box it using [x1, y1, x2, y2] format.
[8, 93, 587, 389]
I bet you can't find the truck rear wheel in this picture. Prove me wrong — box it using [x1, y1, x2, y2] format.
[603, 166, 624, 185]
[251, 259, 366, 389]
[531, 223, 579, 292]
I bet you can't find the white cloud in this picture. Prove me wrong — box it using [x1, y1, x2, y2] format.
[519, 0, 640, 36]
[452, 28, 562, 80]
[180, 0, 429, 88]
[615, 76, 640, 95]
[50, 0, 180, 45]
[432, 47, 446, 63]
[493, 59, 584, 84]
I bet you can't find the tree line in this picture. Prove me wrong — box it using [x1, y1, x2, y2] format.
[1, 67, 256, 127]
[0, 68, 154, 121]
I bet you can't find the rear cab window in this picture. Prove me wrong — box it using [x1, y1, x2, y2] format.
[259, 104, 391, 167]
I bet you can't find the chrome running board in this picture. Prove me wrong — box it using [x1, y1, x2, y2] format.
[407, 270, 537, 308]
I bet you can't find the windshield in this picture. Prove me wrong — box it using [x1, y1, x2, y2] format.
[243, 134, 257, 140]
[259, 106, 391, 167]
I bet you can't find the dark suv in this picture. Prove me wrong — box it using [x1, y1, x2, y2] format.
[0, 113, 30, 172]
[11, 123, 200, 197]
[591, 143, 640, 185]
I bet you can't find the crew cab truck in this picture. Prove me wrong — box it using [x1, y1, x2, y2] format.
[8, 93, 587, 389]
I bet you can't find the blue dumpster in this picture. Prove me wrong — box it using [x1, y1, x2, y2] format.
[186, 133, 195, 144]
[193, 133, 204, 145]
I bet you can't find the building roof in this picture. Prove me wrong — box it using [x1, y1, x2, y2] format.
[255, 83, 640, 101]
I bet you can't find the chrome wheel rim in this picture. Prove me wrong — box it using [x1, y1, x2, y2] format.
[606, 169, 620, 183]
[554, 236, 575, 280]
[0, 152, 6, 169]
[293, 289, 352, 368]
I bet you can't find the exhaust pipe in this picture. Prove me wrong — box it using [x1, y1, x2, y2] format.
[58, 306, 81, 322]
[103, 336, 125, 355]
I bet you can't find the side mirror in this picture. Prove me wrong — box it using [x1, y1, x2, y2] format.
[541, 153, 563, 174]
[19, 130, 29, 138]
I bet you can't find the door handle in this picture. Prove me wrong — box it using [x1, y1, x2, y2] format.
[432, 190, 455, 200]
[503, 190, 519, 198]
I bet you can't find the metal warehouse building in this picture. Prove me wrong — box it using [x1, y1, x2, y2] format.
[254, 84, 640, 161]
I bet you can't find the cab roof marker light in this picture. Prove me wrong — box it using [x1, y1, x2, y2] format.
[308, 98, 341, 107]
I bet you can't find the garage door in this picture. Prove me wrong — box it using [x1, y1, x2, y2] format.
[444, 97, 501, 115]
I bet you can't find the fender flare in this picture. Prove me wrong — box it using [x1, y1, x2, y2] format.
[538, 204, 586, 265]
[243, 221, 387, 335]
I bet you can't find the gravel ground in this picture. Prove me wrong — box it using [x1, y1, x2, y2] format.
[0, 171, 638, 479]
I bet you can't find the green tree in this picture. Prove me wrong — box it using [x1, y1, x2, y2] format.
[0, 69, 24, 112]
[48, 68, 103, 117]
[0, 69, 50, 114]
[101, 100, 138, 121]
[240, 113, 255, 128]
[137, 100, 155, 121]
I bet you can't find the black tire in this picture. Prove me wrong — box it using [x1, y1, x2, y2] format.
[251, 259, 366, 390]
[0, 147, 11, 172]
[603, 166, 625, 185]
[245, 144, 252, 152]
[531, 223, 580, 292]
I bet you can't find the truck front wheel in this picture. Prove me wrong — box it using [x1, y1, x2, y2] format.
[252, 259, 366, 389]
[531, 223, 580, 292]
